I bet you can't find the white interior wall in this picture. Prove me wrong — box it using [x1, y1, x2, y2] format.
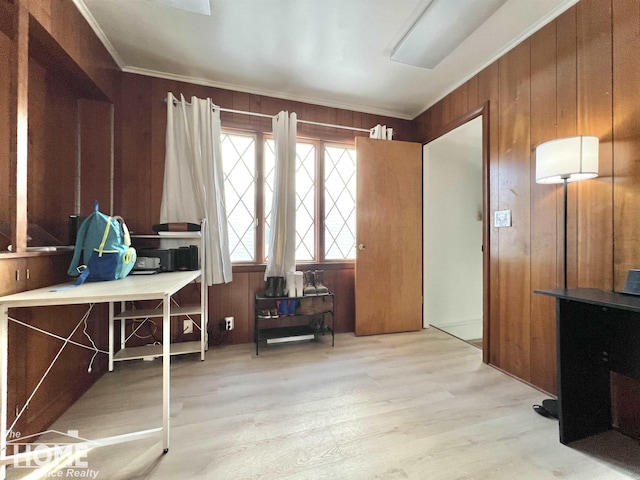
[423, 117, 483, 340]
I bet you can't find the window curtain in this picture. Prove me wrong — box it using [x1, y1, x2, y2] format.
[160, 92, 232, 285]
[370, 124, 394, 140]
[265, 111, 297, 279]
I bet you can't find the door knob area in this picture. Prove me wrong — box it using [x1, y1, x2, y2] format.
[358, 244, 366, 251]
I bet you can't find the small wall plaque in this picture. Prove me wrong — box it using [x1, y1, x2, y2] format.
[494, 209, 511, 228]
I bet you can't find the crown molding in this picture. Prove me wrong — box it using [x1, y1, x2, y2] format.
[122, 66, 414, 121]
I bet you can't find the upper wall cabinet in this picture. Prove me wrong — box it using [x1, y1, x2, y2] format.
[0, 0, 119, 254]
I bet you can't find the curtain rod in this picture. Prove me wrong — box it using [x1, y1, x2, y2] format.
[164, 98, 372, 133]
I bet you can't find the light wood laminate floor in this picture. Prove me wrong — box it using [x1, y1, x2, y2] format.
[6, 329, 640, 479]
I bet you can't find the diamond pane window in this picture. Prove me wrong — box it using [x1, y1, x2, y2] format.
[295, 143, 316, 261]
[221, 132, 256, 262]
[264, 139, 316, 262]
[264, 140, 275, 261]
[324, 145, 356, 260]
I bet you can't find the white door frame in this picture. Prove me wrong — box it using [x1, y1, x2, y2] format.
[420, 104, 490, 362]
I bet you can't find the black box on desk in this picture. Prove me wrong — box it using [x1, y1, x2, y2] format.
[138, 248, 176, 272]
[175, 245, 199, 270]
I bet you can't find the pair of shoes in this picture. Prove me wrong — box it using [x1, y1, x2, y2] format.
[265, 276, 286, 297]
[277, 299, 298, 316]
[309, 317, 326, 332]
[303, 270, 329, 296]
[257, 309, 280, 319]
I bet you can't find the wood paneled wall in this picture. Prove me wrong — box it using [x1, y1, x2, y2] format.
[610, 0, 640, 437]
[412, 0, 640, 436]
[0, 29, 12, 248]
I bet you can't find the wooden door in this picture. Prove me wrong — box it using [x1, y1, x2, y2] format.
[355, 137, 422, 335]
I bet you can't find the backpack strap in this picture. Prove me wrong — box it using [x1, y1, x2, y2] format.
[67, 214, 93, 276]
[53, 266, 91, 291]
[67, 201, 100, 276]
[113, 216, 131, 246]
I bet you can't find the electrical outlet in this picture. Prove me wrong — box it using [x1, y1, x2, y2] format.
[183, 319, 193, 334]
[219, 317, 234, 331]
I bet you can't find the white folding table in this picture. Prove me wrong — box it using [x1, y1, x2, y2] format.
[0, 270, 201, 478]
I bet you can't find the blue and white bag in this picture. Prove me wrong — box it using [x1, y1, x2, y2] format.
[67, 202, 137, 284]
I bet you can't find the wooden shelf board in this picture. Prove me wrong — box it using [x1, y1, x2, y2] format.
[256, 293, 333, 301]
[115, 305, 201, 319]
[258, 325, 331, 342]
[131, 234, 201, 239]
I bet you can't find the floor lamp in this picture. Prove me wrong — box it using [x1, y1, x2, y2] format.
[533, 135, 599, 418]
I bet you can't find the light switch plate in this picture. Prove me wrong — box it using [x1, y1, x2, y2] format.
[494, 209, 511, 228]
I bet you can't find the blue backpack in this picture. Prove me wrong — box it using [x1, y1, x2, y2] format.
[67, 202, 137, 283]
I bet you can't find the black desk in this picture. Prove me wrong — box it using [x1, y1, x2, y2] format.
[535, 288, 640, 444]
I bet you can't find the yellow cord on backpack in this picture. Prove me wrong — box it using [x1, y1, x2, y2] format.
[97, 218, 112, 257]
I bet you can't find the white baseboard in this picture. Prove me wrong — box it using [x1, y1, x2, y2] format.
[430, 318, 482, 341]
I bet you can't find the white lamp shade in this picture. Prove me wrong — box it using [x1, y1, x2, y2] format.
[535, 136, 599, 184]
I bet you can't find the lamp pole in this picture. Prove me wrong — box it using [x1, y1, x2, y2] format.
[562, 176, 568, 289]
[533, 177, 569, 420]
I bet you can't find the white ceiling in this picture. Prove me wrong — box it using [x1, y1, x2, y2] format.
[74, 0, 578, 120]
